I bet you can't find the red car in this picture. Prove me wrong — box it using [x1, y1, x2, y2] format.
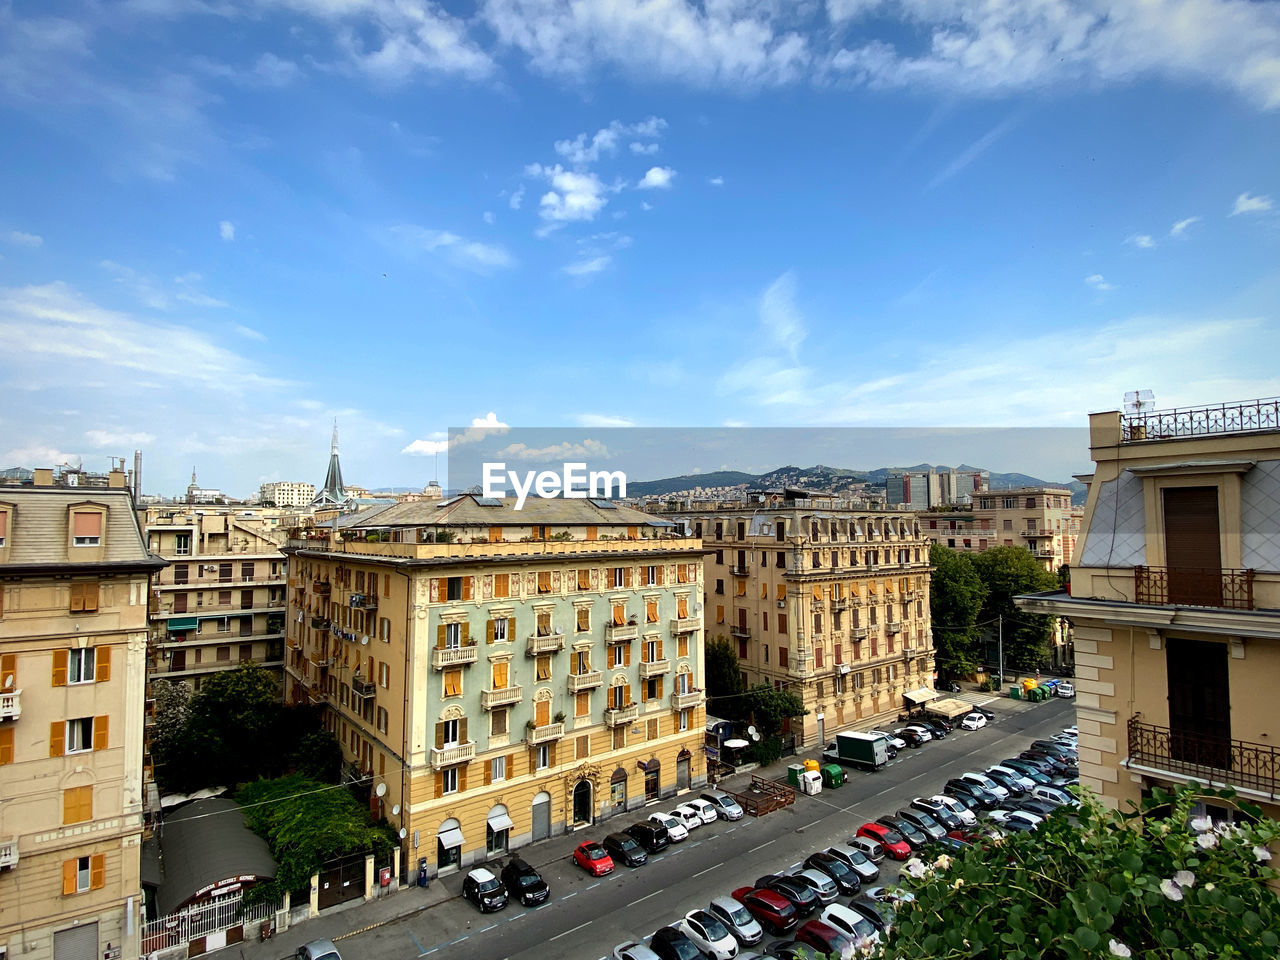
[572, 841, 614, 876]
[731, 886, 798, 935]
[856, 823, 912, 861]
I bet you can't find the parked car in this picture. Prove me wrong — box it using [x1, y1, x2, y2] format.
[999, 812, 1043, 834]
[845, 836, 887, 864]
[794, 919, 857, 960]
[929, 793, 979, 825]
[897, 808, 946, 840]
[700, 789, 745, 821]
[855, 823, 911, 860]
[627, 821, 670, 854]
[803, 852, 862, 895]
[649, 925, 704, 960]
[1032, 784, 1078, 807]
[927, 835, 971, 854]
[1012, 797, 1060, 818]
[461, 867, 508, 913]
[765, 943, 826, 960]
[500, 857, 549, 907]
[921, 716, 953, 734]
[649, 811, 689, 843]
[709, 894, 765, 945]
[671, 805, 704, 831]
[1056, 681, 1076, 698]
[988, 764, 1038, 790]
[824, 843, 880, 882]
[894, 728, 927, 748]
[959, 772, 1010, 800]
[1062, 725, 1078, 736]
[870, 729, 907, 750]
[731, 887, 799, 935]
[755, 874, 820, 916]
[847, 899, 894, 938]
[602, 832, 648, 867]
[1031, 740, 1078, 760]
[960, 712, 988, 730]
[613, 941, 661, 960]
[944, 779, 999, 811]
[909, 797, 962, 831]
[983, 768, 1029, 796]
[989, 808, 1044, 828]
[819, 903, 881, 952]
[296, 940, 341, 960]
[572, 841, 615, 876]
[676, 909, 740, 960]
[684, 798, 721, 825]
[901, 723, 934, 742]
[790, 868, 840, 904]
[875, 815, 929, 850]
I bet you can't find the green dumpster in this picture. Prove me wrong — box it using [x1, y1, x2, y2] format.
[1009, 685, 1022, 699]
[821, 764, 845, 789]
[1037, 686, 1053, 701]
[787, 763, 806, 787]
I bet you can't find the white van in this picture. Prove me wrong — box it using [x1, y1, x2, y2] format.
[1056, 682, 1075, 698]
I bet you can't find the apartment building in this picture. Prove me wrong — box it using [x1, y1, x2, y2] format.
[1017, 397, 1280, 821]
[0, 471, 164, 960]
[919, 486, 1081, 572]
[663, 490, 935, 747]
[258, 482, 316, 508]
[886, 467, 989, 509]
[283, 496, 708, 878]
[144, 507, 287, 692]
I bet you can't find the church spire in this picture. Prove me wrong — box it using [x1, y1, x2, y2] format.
[331, 419, 339, 455]
[311, 421, 349, 507]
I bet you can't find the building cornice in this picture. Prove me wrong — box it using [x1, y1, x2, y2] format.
[1015, 590, 1280, 640]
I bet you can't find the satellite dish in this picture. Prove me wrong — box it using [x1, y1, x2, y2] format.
[361, 636, 370, 645]
[392, 804, 400, 815]
[376, 783, 387, 797]
[750, 732, 761, 742]
[1123, 389, 1155, 414]
[747, 725, 757, 736]
[554, 627, 564, 635]
[399, 828, 407, 839]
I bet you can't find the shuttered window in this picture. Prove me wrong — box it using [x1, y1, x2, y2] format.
[63, 786, 93, 825]
[71, 512, 102, 545]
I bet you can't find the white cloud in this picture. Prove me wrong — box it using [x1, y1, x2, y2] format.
[1085, 273, 1115, 291]
[5, 230, 43, 248]
[574, 414, 635, 427]
[389, 224, 516, 270]
[927, 115, 1018, 188]
[1126, 233, 1156, 248]
[760, 271, 806, 354]
[233, 323, 267, 341]
[508, 184, 525, 210]
[1, 444, 83, 468]
[402, 435, 449, 456]
[498, 439, 610, 461]
[637, 166, 676, 189]
[483, 210, 495, 224]
[640, 201, 653, 211]
[84, 429, 156, 447]
[450, 411, 511, 446]
[630, 141, 659, 154]
[564, 255, 611, 276]
[251, 52, 300, 86]
[219, 220, 235, 241]
[527, 164, 610, 222]
[553, 118, 666, 165]
[1231, 191, 1273, 215]
[1170, 216, 1201, 236]
[709, 176, 724, 186]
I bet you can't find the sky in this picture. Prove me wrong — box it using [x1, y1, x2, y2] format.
[1, 0, 1278, 498]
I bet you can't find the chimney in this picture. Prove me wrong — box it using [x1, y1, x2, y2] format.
[108, 470, 126, 489]
[33, 468, 54, 487]
[134, 450, 143, 499]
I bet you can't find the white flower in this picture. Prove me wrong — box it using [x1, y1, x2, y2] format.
[1197, 833, 1219, 849]
[1160, 878, 1184, 901]
[1215, 820, 1237, 837]
[1253, 845, 1273, 863]
[1190, 815, 1213, 833]
[951, 878, 965, 890]
[903, 858, 927, 879]
[1173, 870, 1195, 888]
[932, 854, 953, 870]
[1109, 939, 1132, 957]
[1205, 883, 1215, 891]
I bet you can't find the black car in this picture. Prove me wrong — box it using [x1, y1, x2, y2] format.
[602, 832, 648, 867]
[626, 821, 670, 854]
[984, 769, 1029, 796]
[755, 874, 819, 917]
[1020, 750, 1074, 774]
[648, 925, 702, 960]
[766, 942, 826, 960]
[970, 705, 996, 720]
[499, 857, 549, 907]
[895, 728, 926, 748]
[909, 798, 962, 831]
[944, 779, 999, 811]
[1013, 797, 1060, 818]
[802, 852, 861, 895]
[918, 717, 951, 737]
[461, 868, 508, 913]
[1032, 740, 1077, 758]
[876, 816, 928, 849]
[848, 899, 893, 936]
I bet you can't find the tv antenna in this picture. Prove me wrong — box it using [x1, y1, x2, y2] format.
[1123, 389, 1154, 414]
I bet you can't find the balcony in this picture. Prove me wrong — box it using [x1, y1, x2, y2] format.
[432, 644, 479, 669]
[1021, 528, 1049, 539]
[526, 633, 566, 656]
[481, 685, 523, 710]
[886, 623, 902, 635]
[568, 671, 603, 692]
[1127, 717, 1280, 797]
[350, 678, 376, 699]
[312, 581, 331, 595]
[730, 565, 750, 576]
[349, 593, 378, 610]
[1134, 566, 1255, 610]
[1122, 395, 1280, 442]
[310, 616, 330, 631]
[430, 741, 476, 767]
[850, 627, 868, 639]
[605, 622, 639, 643]
[0, 690, 21, 721]
[640, 658, 670, 679]
[0, 837, 17, 870]
[669, 617, 699, 635]
[527, 722, 564, 744]
[730, 625, 751, 639]
[605, 704, 640, 727]
[671, 689, 704, 710]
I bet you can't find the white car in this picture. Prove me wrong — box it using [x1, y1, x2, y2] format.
[700, 789, 744, 821]
[961, 772, 1009, 800]
[1062, 725, 1078, 736]
[677, 910, 739, 960]
[1056, 682, 1076, 698]
[960, 712, 987, 730]
[649, 811, 688, 842]
[684, 798, 720, 825]
[989, 809, 1044, 831]
[670, 805, 703, 831]
[870, 729, 907, 750]
[930, 794, 978, 826]
[820, 903, 881, 952]
[902, 724, 934, 742]
[613, 941, 660, 960]
[708, 895, 763, 946]
[987, 765, 1037, 791]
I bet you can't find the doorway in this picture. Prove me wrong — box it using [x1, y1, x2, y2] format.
[531, 792, 551, 842]
[1167, 636, 1230, 770]
[572, 780, 592, 825]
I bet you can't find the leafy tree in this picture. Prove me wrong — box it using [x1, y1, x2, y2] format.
[237, 774, 397, 906]
[184, 664, 284, 788]
[880, 784, 1280, 960]
[290, 730, 344, 784]
[971, 546, 1059, 670]
[928, 544, 988, 680]
[150, 679, 197, 790]
[744, 682, 807, 740]
[705, 636, 745, 721]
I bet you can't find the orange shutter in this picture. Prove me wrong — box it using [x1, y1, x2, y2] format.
[460, 622, 470, 644]
[62, 859, 78, 896]
[0, 727, 13, 764]
[435, 723, 445, 749]
[459, 718, 468, 742]
[624, 567, 632, 587]
[507, 617, 516, 639]
[462, 577, 473, 601]
[90, 854, 105, 890]
[52, 649, 68, 686]
[93, 716, 109, 751]
[486, 620, 495, 644]
[484, 761, 492, 785]
[623, 683, 631, 705]
[73, 512, 102, 538]
[437, 624, 446, 649]
[655, 566, 664, 585]
[50, 721, 65, 757]
[489, 526, 503, 543]
[586, 526, 598, 541]
[95, 647, 111, 682]
[435, 771, 444, 798]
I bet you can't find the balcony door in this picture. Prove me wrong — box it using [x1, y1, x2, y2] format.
[1166, 636, 1230, 770]
[1162, 487, 1221, 605]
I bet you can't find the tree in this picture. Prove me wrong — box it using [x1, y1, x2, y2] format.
[291, 730, 344, 784]
[705, 636, 745, 721]
[879, 784, 1280, 959]
[928, 544, 988, 680]
[150, 679, 196, 791]
[741, 683, 808, 766]
[184, 664, 284, 789]
[971, 547, 1059, 671]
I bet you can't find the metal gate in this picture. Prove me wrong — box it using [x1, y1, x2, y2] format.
[676, 755, 690, 791]
[54, 922, 98, 960]
[532, 797, 550, 841]
[318, 853, 366, 910]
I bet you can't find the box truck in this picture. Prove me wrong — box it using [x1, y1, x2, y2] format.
[821, 731, 889, 771]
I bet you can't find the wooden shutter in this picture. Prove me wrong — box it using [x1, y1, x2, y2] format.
[62, 859, 78, 895]
[459, 766, 468, 792]
[462, 577, 473, 601]
[549, 743, 557, 766]
[460, 622, 470, 644]
[586, 526, 598, 541]
[507, 617, 516, 639]
[93, 716, 109, 751]
[493, 662, 509, 689]
[50, 721, 65, 757]
[459, 718, 468, 742]
[489, 526, 503, 543]
[95, 647, 110, 682]
[623, 683, 631, 705]
[90, 853, 105, 890]
[437, 624, 446, 649]
[0, 726, 13, 765]
[435, 771, 444, 798]
[657, 639, 664, 660]
[435, 722, 445, 749]
[484, 761, 492, 785]
[624, 567, 632, 588]
[73, 512, 102, 539]
[655, 566, 663, 585]
[486, 619, 495, 644]
[0, 653, 15, 689]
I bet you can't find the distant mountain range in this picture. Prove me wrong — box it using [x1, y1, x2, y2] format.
[627, 463, 1087, 505]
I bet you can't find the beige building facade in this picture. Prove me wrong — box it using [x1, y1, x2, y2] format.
[920, 486, 1082, 571]
[1017, 398, 1280, 822]
[663, 491, 935, 747]
[284, 496, 708, 878]
[257, 482, 315, 508]
[1, 472, 163, 960]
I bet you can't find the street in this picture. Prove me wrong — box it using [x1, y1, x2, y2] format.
[331, 696, 1075, 960]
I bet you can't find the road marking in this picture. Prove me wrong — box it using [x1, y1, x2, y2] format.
[562, 891, 578, 899]
[799, 819, 823, 831]
[690, 862, 724, 880]
[749, 839, 775, 853]
[550, 920, 594, 941]
[587, 881, 601, 890]
[409, 931, 428, 954]
[635, 888, 665, 903]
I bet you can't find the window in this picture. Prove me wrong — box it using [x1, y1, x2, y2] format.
[763, 644, 770, 664]
[62, 854, 105, 895]
[715, 549, 723, 565]
[678, 709, 689, 731]
[447, 577, 463, 601]
[612, 567, 625, 588]
[173, 564, 188, 584]
[779, 647, 789, 669]
[677, 635, 689, 658]
[646, 565, 660, 586]
[576, 691, 590, 717]
[218, 590, 231, 606]
[537, 571, 552, 594]
[67, 648, 96, 684]
[778, 614, 788, 634]
[536, 610, 551, 636]
[574, 650, 590, 674]
[444, 622, 461, 648]
[492, 618, 509, 643]
[443, 669, 462, 697]
[491, 708, 508, 737]
[69, 582, 99, 614]
[441, 718, 460, 746]
[379, 662, 390, 688]
[577, 569, 591, 591]
[71, 512, 102, 546]
[576, 607, 590, 632]
[716, 605, 724, 624]
[492, 661, 509, 689]
[536, 744, 550, 770]
[646, 600, 658, 623]
[491, 755, 507, 782]
[63, 785, 93, 825]
[376, 707, 389, 733]
[737, 638, 747, 659]
[494, 573, 510, 598]
[814, 646, 824, 668]
[380, 617, 391, 642]
[536, 654, 552, 681]
[0, 726, 12, 765]
[441, 767, 459, 794]
[66, 717, 94, 753]
[714, 578, 724, 594]
[215, 645, 230, 661]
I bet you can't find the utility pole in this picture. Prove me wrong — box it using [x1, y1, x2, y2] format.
[997, 613, 1004, 688]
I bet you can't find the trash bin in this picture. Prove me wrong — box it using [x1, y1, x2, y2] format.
[1009, 685, 1021, 699]
[800, 770, 823, 796]
[821, 764, 844, 789]
[417, 858, 429, 887]
[803, 758, 821, 773]
[787, 763, 806, 787]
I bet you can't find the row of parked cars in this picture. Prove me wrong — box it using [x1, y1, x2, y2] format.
[608, 724, 1081, 960]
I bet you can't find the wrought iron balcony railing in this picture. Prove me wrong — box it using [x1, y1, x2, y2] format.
[1128, 717, 1280, 797]
[1134, 566, 1255, 610]
[1122, 396, 1280, 442]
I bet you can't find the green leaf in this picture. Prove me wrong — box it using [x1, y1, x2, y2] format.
[1075, 927, 1100, 950]
[1159, 928, 1180, 947]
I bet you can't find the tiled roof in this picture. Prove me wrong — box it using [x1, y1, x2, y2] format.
[346, 494, 670, 528]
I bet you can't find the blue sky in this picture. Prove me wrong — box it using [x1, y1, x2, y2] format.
[1, 0, 1278, 497]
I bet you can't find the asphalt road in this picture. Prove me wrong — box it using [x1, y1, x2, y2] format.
[347, 697, 1076, 960]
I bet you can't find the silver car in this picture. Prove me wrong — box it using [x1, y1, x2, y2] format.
[297, 942, 341, 960]
[825, 844, 880, 882]
[709, 895, 764, 945]
[700, 789, 745, 821]
[792, 868, 840, 904]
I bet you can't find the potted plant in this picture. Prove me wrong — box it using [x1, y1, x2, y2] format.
[526, 719, 537, 732]
[554, 711, 565, 724]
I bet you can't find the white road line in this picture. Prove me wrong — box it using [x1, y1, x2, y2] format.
[691, 862, 724, 880]
[749, 839, 775, 853]
[550, 920, 594, 942]
[634, 889, 665, 903]
[799, 820, 823, 830]
[480, 924, 497, 933]
[562, 891, 578, 899]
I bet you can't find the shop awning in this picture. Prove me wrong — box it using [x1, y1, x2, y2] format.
[487, 812, 514, 833]
[437, 828, 465, 849]
[167, 617, 198, 631]
[903, 687, 939, 704]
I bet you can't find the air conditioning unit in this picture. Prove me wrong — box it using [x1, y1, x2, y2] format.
[204, 565, 218, 573]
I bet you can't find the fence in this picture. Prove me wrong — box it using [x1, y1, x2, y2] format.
[142, 892, 279, 956]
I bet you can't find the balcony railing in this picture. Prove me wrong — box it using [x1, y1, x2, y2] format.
[0, 837, 17, 870]
[430, 741, 476, 767]
[671, 689, 704, 710]
[730, 625, 751, 639]
[526, 633, 566, 656]
[1134, 566, 1255, 610]
[730, 565, 750, 576]
[886, 623, 902, 635]
[605, 704, 640, 727]
[669, 617, 699, 635]
[1128, 717, 1280, 797]
[850, 626, 868, 639]
[432, 645, 479, 669]
[312, 581, 331, 595]
[1122, 396, 1280, 442]
[350, 678, 376, 699]
[0, 690, 21, 721]
[481, 685, 523, 710]
[640, 658, 670, 679]
[527, 722, 564, 744]
[568, 671, 603, 692]
[605, 622, 639, 643]
[349, 593, 378, 610]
